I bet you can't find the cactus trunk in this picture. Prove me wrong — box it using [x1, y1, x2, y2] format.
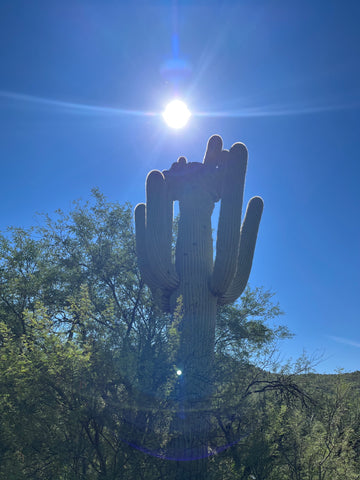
[174, 201, 216, 386]
[172, 201, 217, 472]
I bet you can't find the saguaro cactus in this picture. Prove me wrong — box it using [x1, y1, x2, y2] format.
[134, 135, 263, 467]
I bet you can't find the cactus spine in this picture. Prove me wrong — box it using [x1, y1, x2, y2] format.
[135, 135, 263, 468]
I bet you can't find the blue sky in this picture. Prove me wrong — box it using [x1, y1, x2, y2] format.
[0, 1, 359, 373]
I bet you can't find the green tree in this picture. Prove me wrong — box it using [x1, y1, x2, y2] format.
[2, 190, 353, 480]
[263, 373, 360, 480]
[0, 190, 176, 479]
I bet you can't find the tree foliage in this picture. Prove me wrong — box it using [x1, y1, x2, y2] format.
[0, 190, 359, 479]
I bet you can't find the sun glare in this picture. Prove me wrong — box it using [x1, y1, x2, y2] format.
[162, 99, 191, 129]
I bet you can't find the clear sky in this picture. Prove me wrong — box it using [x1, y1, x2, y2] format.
[1, 1, 359, 374]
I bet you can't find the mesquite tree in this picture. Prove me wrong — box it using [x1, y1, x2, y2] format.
[134, 135, 263, 465]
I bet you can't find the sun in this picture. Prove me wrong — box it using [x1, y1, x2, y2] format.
[162, 99, 191, 129]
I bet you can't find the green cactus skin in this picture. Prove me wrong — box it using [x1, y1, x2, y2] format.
[134, 135, 263, 468]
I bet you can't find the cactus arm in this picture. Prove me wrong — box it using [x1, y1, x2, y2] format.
[210, 143, 248, 296]
[134, 203, 160, 290]
[218, 196, 263, 305]
[134, 202, 172, 312]
[145, 170, 179, 290]
[203, 134, 223, 166]
[164, 188, 174, 262]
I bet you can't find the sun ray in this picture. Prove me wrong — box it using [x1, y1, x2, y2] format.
[1, 90, 359, 123]
[0, 90, 156, 117]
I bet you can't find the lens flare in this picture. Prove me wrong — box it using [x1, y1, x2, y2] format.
[162, 99, 191, 129]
